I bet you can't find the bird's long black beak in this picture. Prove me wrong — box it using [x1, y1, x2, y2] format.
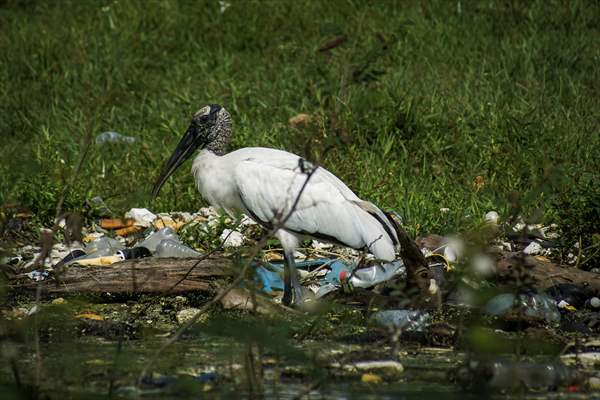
[152, 125, 205, 198]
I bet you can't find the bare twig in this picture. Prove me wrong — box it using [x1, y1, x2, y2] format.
[34, 284, 42, 389]
[167, 221, 242, 292]
[292, 379, 323, 400]
[574, 235, 583, 269]
[137, 165, 319, 384]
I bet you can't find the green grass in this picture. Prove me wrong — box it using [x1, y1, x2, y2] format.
[1, 0, 598, 236]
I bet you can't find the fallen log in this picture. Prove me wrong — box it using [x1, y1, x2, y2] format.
[17, 255, 236, 294]
[14, 249, 598, 304]
[495, 253, 600, 294]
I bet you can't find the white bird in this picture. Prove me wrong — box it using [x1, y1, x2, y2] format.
[152, 104, 401, 306]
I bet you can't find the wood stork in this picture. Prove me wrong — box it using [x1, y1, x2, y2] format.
[152, 104, 401, 306]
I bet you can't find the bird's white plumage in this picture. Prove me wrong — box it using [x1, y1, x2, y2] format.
[192, 147, 398, 261]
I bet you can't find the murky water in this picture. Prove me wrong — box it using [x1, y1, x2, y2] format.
[0, 295, 593, 400]
[0, 332, 589, 400]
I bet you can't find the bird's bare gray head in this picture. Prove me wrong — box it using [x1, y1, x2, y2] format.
[152, 104, 232, 198]
[191, 104, 232, 155]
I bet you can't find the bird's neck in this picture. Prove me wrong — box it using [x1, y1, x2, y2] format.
[195, 148, 219, 163]
[192, 149, 219, 185]
[205, 134, 230, 155]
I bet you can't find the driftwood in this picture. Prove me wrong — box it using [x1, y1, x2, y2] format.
[19, 255, 235, 294]
[14, 248, 600, 303]
[495, 253, 600, 294]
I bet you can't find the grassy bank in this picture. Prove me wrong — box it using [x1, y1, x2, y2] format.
[1, 0, 598, 235]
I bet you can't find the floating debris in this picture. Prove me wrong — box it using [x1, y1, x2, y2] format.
[371, 309, 431, 332]
[484, 292, 561, 324]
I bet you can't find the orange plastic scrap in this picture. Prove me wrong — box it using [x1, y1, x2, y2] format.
[100, 218, 135, 229]
[76, 313, 103, 321]
[115, 225, 144, 236]
[154, 217, 185, 231]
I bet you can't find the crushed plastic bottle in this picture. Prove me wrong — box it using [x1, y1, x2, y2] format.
[155, 239, 201, 258]
[61, 237, 127, 265]
[135, 228, 178, 253]
[314, 282, 339, 298]
[85, 237, 125, 253]
[73, 247, 120, 263]
[484, 291, 561, 323]
[95, 131, 137, 144]
[371, 309, 431, 332]
[348, 261, 406, 288]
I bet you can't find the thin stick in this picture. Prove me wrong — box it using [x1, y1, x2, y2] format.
[34, 283, 42, 390]
[167, 222, 242, 292]
[137, 165, 318, 384]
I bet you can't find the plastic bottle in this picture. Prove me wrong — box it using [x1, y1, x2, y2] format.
[348, 260, 406, 288]
[72, 247, 119, 263]
[85, 237, 125, 253]
[371, 309, 431, 332]
[484, 292, 561, 323]
[135, 228, 178, 253]
[155, 239, 201, 258]
[95, 131, 137, 144]
[62, 237, 126, 265]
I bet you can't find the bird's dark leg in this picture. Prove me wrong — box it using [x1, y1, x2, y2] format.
[282, 251, 306, 307]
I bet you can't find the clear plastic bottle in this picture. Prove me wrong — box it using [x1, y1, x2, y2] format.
[135, 227, 178, 253]
[349, 260, 406, 288]
[155, 238, 201, 258]
[85, 237, 125, 253]
[484, 292, 561, 323]
[75, 247, 118, 262]
[63, 237, 126, 265]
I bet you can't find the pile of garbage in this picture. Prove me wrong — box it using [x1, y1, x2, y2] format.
[4, 205, 600, 333]
[7, 205, 411, 300]
[3, 204, 600, 395]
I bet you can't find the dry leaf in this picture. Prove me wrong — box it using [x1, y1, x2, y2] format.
[288, 113, 313, 128]
[473, 175, 485, 190]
